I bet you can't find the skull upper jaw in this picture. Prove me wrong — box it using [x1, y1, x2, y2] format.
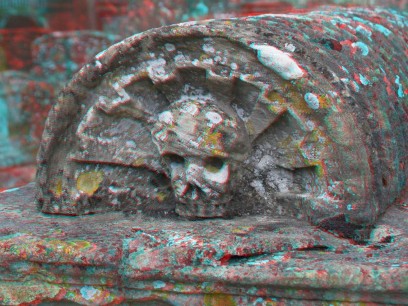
[174, 194, 233, 218]
[166, 157, 236, 218]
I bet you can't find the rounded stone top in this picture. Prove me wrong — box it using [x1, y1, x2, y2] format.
[36, 8, 407, 232]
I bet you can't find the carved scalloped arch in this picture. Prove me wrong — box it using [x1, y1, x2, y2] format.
[36, 9, 407, 227]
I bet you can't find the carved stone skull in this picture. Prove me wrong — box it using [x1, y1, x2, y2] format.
[151, 98, 250, 218]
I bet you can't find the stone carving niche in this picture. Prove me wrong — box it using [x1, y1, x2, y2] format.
[36, 7, 407, 240]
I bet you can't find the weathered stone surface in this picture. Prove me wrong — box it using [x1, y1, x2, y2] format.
[0, 184, 407, 305]
[36, 8, 407, 238]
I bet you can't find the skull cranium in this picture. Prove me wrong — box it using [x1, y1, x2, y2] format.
[152, 98, 249, 217]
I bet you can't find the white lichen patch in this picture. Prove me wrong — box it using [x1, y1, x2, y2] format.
[95, 49, 108, 60]
[181, 103, 199, 116]
[80, 286, 100, 301]
[204, 164, 229, 184]
[304, 93, 320, 110]
[205, 111, 223, 126]
[188, 139, 200, 148]
[125, 140, 137, 148]
[174, 53, 191, 63]
[251, 44, 304, 80]
[352, 41, 369, 56]
[284, 43, 296, 52]
[202, 44, 215, 53]
[178, 85, 213, 103]
[108, 186, 130, 194]
[111, 82, 131, 107]
[214, 55, 222, 63]
[203, 58, 214, 65]
[120, 74, 134, 85]
[249, 13, 312, 21]
[147, 57, 168, 81]
[328, 91, 338, 97]
[165, 43, 176, 52]
[158, 111, 174, 125]
[178, 20, 198, 27]
[305, 120, 316, 131]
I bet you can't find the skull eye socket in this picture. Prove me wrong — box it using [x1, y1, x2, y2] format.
[163, 153, 185, 165]
[205, 157, 224, 173]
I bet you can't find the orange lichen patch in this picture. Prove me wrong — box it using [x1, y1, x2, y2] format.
[156, 192, 167, 202]
[140, 71, 149, 78]
[231, 226, 255, 234]
[211, 149, 228, 158]
[266, 91, 288, 113]
[245, 120, 256, 136]
[203, 130, 223, 148]
[133, 158, 146, 167]
[312, 161, 325, 178]
[264, 299, 280, 306]
[280, 80, 294, 91]
[267, 91, 287, 105]
[53, 178, 63, 197]
[204, 293, 236, 306]
[277, 80, 325, 114]
[199, 54, 210, 61]
[76, 171, 104, 196]
[318, 94, 331, 108]
[286, 90, 313, 114]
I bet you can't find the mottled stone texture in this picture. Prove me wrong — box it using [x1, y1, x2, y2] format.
[31, 31, 119, 87]
[37, 8, 407, 238]
[1, 184, 408, 305]
[0, 71, 34, 167]
[0, 31, 119, 190]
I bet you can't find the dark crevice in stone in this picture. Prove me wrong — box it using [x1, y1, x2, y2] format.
[296, 245, 330, 252]
[221, 253, 270, 265]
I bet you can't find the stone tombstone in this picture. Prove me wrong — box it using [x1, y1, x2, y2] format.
[31, 31, 119, 87]
[0, 71, 32, 129]
[0, 71, 55, 162]
[0, 71, 33, 167]
[19, 80, 55, 156]
[36, 7, 407, 238]
[104, 0, 234, 38]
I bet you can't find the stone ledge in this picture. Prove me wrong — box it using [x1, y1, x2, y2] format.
[0, 184, 407, 305]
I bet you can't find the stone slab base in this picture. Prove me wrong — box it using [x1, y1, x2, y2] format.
[0, 184, 407, 305]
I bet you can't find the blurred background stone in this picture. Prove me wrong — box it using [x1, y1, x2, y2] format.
[0, 183, 407, 305]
